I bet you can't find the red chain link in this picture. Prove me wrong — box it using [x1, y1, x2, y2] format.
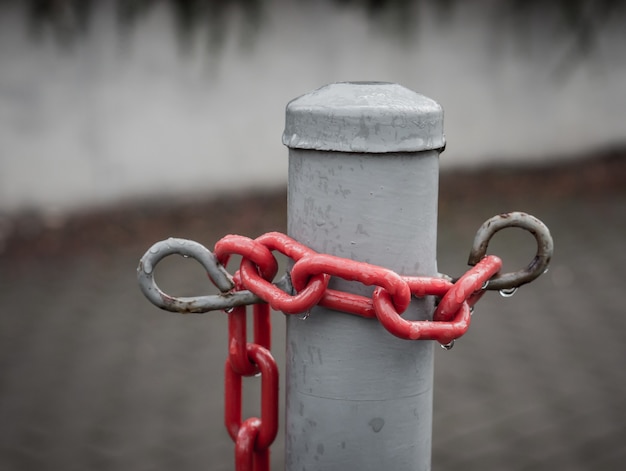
[214, 231, 502, 471]
[374, 256, 501, 343]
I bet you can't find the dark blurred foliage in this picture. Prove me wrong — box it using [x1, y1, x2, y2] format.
[116, 0, 264, 52]
[23, 0, 95, 46]
[6, 0, 264, 52]
[3, 0, 626, 67]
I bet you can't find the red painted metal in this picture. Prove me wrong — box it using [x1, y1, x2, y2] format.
[215, 234, 279, 281]
[241, 257, 329, 314]
[434, 255, 502, 322]
[290, 253, 412, 316]
[253, 303, 271, 351]
[224, 357, 243, 441]
[238, 233, 330, 314]
[218, 231, 504, 470]
[373, 288, 471, 343]
[372, 256, 502, 342]
[235, 418, 269, 471]
[224, 345, 279, 446]
[228, 306, 258, 376]
[225, 340, 279, 470]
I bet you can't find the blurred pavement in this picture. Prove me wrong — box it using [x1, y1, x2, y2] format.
[1, 152, 625, 470]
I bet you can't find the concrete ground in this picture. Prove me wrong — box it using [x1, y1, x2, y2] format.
[1, 152, 625, 470]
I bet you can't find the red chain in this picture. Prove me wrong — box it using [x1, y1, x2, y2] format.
[213, 231, 502, 470]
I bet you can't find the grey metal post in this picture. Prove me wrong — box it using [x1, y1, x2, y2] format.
[282, 82, 445, 471]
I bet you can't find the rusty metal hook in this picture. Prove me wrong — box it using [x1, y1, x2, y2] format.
[137, 237, 293, 313]
[137, 237, 244, 313]
[468, 212, 554, 292]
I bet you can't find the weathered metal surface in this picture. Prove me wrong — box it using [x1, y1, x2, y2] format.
[467, 212, 553, 292]
[137, 237, 290, 313]
[283, 81, 445, 154]
[284, 82, 444, 471]
[133, 82, 556, 471]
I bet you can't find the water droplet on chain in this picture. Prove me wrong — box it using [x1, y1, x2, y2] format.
[469, 306, 475, 315]
[481, 280, 489, 290]
[441, 340, 455, 350]
[499, 287, 518, 297]
[224, 307, 234, 314]
[298, 311, 310, 321]
[543, 267, 549, 274]
[254, 372, 262, 378]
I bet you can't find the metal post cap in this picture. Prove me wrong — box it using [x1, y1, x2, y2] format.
[282, 81, 445, 153]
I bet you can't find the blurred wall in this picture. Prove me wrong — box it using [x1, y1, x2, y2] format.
[1, 0, 625, 215]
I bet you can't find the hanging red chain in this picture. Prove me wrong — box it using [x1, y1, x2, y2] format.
[137, 212, 553, 471]
[211, 231, 502, 470]
[222, 289, 278, 470]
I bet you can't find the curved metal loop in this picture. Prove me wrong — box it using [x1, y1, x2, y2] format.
[468, 212, 554, 291]
[137, 237, 294, 313]
[137, 237, 245, 313]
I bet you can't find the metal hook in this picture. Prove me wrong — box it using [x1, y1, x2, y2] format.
[467, 212, 554, 292]
[137, 237, 293, 313]
[137, 237, 244, 313]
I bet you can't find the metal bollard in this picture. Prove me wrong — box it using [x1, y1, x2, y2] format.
[283, 82, 445, 471]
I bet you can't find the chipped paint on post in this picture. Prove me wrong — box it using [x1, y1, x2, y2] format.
[283, 82, 445, 471]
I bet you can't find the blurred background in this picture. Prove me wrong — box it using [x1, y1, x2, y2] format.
[0, 1, 625, 470]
